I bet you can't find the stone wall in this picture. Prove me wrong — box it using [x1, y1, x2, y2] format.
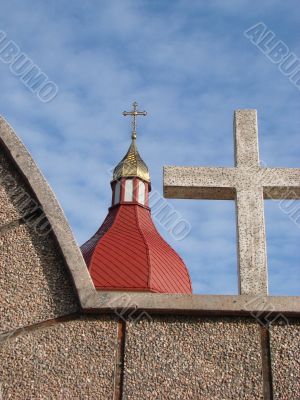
[2, 313, 300, 399]
[0, 144, 79, 334]
[122, 315, 299, 400]
[270, 320, 300, 399]
[0, 317, 117, 400]
[124, 316, 264, 399]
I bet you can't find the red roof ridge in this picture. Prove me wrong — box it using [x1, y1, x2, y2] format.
[134, 205, 152, 290]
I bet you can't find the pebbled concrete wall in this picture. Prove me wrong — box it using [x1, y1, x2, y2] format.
[0, 144, 79, 334]
[0, 317, 117, 400]
[0, 148, 34, 225]
[0, 223, 79, 333]
[123, 316, 264, 400]
[270, 320, 300, 400]
[2, 313, 300, 399]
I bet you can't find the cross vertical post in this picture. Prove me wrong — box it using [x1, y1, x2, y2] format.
[164, 109, 300, 295]
[234, 110, 267, 294]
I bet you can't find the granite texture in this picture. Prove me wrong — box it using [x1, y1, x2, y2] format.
[0, 223, 79, 335]
[164, 110, 300, 295]
[270, 320, 300, 400]
[0, 317, 117, 400]
[124, 316, 264, 399]
[0, 149, 30, 226]
[0, 117, 95, 310]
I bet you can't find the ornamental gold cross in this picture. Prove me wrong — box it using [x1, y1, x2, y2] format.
[123, 101, 147, 140]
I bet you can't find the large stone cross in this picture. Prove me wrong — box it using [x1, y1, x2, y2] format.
[164, 110, 300, 295]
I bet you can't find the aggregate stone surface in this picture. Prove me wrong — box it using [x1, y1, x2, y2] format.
[124, 316, 264, 400]
[0, 147, 31, 225]
[0, 223, 79, 335]
[0, 317, 117, 399]
[270, 320, 300, 400]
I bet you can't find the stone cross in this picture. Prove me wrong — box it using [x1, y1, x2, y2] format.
[164, 110, 300, 295]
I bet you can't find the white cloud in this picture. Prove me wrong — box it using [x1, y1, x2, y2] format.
[0, 0, 299, 294]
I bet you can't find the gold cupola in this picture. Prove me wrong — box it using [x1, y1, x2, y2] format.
[112, 102, 150, 183]
[113, 139, 150, 182]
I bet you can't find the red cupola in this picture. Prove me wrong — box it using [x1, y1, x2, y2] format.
[81, 102, 192, 294]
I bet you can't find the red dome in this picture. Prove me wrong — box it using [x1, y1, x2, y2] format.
[81, 202, 192, 294]
[81, 104, 192, 294]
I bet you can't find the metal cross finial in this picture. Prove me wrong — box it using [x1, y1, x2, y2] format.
[123, 101, 147, 140]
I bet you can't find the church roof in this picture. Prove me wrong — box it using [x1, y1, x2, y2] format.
[81, 204, 192, 293]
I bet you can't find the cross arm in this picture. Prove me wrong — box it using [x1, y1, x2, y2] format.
[260, 168, 300, 199]
[163, 166, 237, 200]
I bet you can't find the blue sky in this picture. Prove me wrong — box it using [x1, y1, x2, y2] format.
[0, 0, 299, 295]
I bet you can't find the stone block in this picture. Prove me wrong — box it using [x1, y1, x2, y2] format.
[270, 320, 300, 399]
[0, 317, 117, 399]
[124, 316, 263, 399]
[0, 223, 78, 334]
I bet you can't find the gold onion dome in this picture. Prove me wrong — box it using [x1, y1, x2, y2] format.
[113, 139, 150, 182]
[112, 101, 150, 183]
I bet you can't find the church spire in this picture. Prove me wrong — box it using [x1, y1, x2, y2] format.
[112, 102, 150, 183]
[81, 103, 192, 294]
